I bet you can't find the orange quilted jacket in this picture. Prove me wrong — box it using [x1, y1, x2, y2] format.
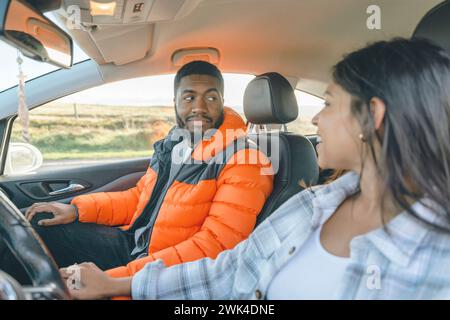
[71, 107, 274, 277]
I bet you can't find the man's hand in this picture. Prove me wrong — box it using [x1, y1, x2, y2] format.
[25, 202, 78, 226]
[60, 262, 132, 300]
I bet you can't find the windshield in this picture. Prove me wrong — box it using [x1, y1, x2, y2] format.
[0, 41, 89, 92]
[0, 12, 89, 93]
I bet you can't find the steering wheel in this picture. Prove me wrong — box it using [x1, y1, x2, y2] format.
[0, 189, 70, 300]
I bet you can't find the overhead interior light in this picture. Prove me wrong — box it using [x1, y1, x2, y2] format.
[90, 1, 117, 16]
[172, 48, 221, 67]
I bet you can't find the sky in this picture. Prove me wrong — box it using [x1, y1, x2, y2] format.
[58, 73, 325, 118]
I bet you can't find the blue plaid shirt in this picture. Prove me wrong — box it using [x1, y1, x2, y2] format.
[131, 171, 450, 300]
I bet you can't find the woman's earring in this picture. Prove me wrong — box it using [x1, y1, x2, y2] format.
[359, 133, 367, 142]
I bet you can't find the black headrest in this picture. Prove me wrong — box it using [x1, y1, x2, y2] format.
[26, 0, 62, 12]
[413, 1, 450, 54]
[244, 72, 299, 124]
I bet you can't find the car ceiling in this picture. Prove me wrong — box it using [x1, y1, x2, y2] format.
[54, 0, 443, 97]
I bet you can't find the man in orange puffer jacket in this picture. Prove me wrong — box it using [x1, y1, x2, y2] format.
[19, 61, 273, 285]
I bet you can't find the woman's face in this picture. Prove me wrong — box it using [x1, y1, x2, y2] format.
[312, 83, 364, 171]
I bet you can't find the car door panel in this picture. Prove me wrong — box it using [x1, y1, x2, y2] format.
[0, 157, 150, 211]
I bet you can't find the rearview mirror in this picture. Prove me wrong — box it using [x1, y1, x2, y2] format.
[0, 0, 73, 68]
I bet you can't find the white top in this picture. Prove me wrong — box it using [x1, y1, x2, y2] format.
[266, 208, 350, 300]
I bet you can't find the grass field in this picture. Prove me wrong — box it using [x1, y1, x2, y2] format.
[12, 103, 316, 163]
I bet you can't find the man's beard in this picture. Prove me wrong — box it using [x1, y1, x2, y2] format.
[175, 108, 225, 143]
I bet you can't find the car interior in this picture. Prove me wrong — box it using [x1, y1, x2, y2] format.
[0, 0, 449, 300]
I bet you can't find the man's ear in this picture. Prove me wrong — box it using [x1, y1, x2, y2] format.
[369, 97, 386, 130]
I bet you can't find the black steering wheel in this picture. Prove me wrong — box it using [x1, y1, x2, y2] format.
[0, 189, 70, 299]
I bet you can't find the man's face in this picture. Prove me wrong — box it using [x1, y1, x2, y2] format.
[175, 74, 224, 134]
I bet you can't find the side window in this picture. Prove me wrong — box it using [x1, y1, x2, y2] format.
[9, 75, 176, 174]
[8, 74, 253, 174]
[288, 90, 324, 135]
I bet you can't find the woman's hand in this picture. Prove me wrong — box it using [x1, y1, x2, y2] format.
[60, 262, 132, 300]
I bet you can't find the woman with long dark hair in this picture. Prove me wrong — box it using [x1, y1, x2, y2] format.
[63, 37, 450, 299]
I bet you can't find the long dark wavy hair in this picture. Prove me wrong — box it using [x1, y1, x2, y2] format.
[332, 38, 450, 230]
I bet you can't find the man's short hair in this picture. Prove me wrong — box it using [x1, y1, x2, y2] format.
[174, 60, 224, 96]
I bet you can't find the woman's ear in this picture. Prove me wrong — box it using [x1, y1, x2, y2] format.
[369, 97, 386, 130]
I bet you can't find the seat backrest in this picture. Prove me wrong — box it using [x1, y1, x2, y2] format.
[244, 72, 319, 226]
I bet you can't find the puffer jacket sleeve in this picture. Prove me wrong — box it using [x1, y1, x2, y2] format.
[71, 167, 152, 226]
[106, 148, 274, 277]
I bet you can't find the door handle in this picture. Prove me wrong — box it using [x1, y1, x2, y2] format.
[48, 183, 86, 196]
